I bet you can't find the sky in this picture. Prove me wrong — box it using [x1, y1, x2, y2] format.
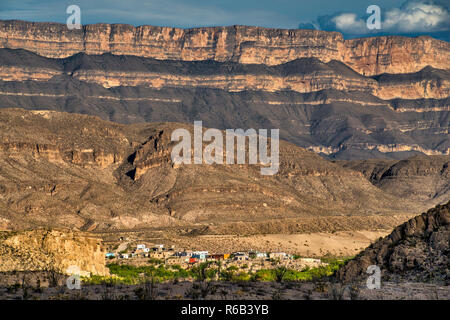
[0, 0, 449, 41]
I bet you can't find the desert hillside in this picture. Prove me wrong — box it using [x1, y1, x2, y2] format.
[0, 108, 426, 233]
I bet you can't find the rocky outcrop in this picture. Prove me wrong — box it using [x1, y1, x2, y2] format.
[0, 132, 122, 168]
[0, 229, 109, 276]
[343, 36, 449, 76]
[0, 20, 448, 76]
[373, 67, 450, 100]
[336, 201, 450, 284]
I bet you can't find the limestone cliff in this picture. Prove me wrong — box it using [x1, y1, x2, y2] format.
[0, 229, 109, 276]
[1, 20, 448, 76]
[337, 155, 450, 208]
[0, 49, 448, 101]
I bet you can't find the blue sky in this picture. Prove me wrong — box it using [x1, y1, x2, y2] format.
[0, 0, 448, 41]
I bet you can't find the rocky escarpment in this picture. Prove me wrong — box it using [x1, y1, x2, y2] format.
[0, 108, 423, 233]
[373, 67, 450, 100]
[0, 108, 130, 168]
[0, 20, 448, 76]
[0, 229, 109, 276]
[336, 201, 450, 284]
[0, 49, 375, 95]
[1, 49, 447, 101]
[0, 74, 448, 159]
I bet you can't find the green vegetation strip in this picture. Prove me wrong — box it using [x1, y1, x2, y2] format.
[83, 258, 349, 285]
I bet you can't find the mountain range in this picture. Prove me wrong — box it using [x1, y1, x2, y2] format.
[0, 20, 448, 160]
[0, 20, 448, 235]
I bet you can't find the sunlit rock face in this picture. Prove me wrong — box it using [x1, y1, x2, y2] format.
[0, 229, 109, 276]
[0, 20, 448, 76]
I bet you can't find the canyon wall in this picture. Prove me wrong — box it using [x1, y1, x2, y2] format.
[0, 20, 448, 76]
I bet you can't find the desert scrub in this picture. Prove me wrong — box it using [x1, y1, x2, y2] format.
[233, 272, 252, 282]
[319, 254, 354, 263]
[148, 258, 163, 265]
[0, 231, 18, 240]
[251, 261, 347, 282]
[82, 275, 121, 285]
[190, 262, 217, 281]
[105, 263, 189, 284]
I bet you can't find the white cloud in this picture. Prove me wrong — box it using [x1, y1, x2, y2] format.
[321, 1, 449, 35]
[331, 13, 366, 34]
[383, 1, 450, 32]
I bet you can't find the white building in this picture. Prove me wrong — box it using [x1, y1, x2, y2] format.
[192, 251, 208, 256]
[255, 252, 267, 259]
[269, 252, 287, 260]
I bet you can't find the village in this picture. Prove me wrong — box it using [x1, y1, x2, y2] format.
[105, 242, 327, 272]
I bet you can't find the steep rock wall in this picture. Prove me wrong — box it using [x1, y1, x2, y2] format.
[1, 20, 448, 76]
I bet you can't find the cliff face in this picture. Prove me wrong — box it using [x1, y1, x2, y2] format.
[1, 48, 448, 101]
[1, 20, 448, 76]
[0, 229, 109, 276]
[343, 36, 449, 76]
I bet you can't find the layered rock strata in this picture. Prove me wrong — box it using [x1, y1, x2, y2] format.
[1, 20, 448, 76]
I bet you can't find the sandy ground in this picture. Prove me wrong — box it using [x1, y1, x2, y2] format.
[168, 230, 390, 256]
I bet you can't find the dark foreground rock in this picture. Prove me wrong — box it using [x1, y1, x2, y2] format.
[336, 201, 450, 284]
